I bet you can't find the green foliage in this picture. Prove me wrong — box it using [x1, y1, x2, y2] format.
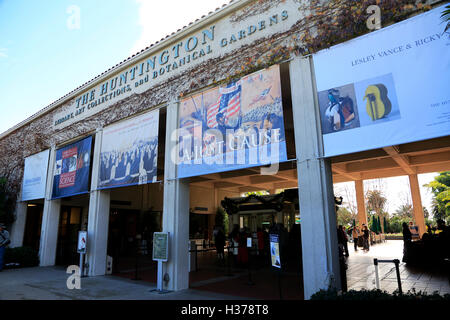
[215, 207, 229, 235]
[442, 4, 450, 32]
[386, 216, 413, 234]
[425, 172, 450, 222]
[311, 288, 450, 301]
[4, 246, 40, 268]
[336, 207, 354, 227]
[366, 190, 387, 214]
[0, 177, 16, 226]
[393, 204, 414, 219]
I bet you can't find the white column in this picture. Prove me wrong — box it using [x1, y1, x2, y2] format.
[289, 56, 341, 299]
[161, 101, 190, 291]
[39, 145, 61, 266]
[9, 201, 27, 248]
[86, 128, 111, 276]
[87, 190, 110, 276]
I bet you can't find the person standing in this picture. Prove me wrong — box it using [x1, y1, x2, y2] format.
[341, 225, 349, 257]
[352, 226, 360, 252]
[214, 226, 226, 264]
[362, 224, 370, 252]
[0, 223, 10, 272]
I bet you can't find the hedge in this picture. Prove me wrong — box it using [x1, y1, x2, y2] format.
[4, 246, 40, 268]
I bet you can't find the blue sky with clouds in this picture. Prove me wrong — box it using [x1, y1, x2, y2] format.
[0, 0, 227, 134]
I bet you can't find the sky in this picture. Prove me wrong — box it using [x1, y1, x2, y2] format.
[0, 0, 441, 214]
[0, 0, 228, 135]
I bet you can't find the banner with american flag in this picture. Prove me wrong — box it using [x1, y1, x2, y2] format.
[177, 64, 287, 178]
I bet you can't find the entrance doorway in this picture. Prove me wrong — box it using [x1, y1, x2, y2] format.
[107, 207, 162, 279]
[23, 203, 44, 252]
[55, 206, 82, 266]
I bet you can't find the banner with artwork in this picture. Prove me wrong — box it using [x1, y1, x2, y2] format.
[177, 64, 287, 178]
[52, 136, 92, 199]
[22, 149, 50, 201]
[313, 6, 450, 157]
[98, 109, 159, 189]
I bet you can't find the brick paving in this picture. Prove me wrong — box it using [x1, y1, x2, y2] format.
[346, 240, 450, 295]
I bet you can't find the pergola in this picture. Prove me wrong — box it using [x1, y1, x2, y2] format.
[189, 135, 450, 237]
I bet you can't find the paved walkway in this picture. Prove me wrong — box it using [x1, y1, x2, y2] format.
[0, 266, 249, 300]
[346, 240, 450, 295]
[1, 240, 448, 299]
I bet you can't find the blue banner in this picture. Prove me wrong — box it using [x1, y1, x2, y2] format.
[177, 65, 288, 178]
[52, 136, 92, 199]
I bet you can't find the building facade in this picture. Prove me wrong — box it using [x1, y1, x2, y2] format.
[1, 0, 448, 299]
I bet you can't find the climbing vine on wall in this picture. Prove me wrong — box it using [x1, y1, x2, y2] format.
[182, 0, 433, 95]
[292, 0, 432, 55]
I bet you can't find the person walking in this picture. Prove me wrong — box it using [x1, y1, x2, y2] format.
[352, 226, 360, 252]
[0, 223, 10, 272]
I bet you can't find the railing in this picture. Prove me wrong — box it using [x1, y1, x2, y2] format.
[373, 258, 402, 294]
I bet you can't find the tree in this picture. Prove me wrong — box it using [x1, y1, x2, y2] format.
[366, 189, 388, 232]
[336, 207, 354, 227]
[424, 171, 450, 222]
[366, 189, 387, 214]
[442, 4, 450, 32]
[215, 207, 229, 235]
[393, 204, 413, 219]
[0, 177, 16, 226]
[423, 207, 429, 220]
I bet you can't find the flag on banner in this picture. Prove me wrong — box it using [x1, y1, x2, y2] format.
[52, 136, 92, 199]
[206, 81, 241, 128]
[250, 86, 271, 106]
[177, 64, 288, 179]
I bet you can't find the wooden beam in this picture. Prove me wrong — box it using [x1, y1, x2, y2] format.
[346, 158, 399, 173]
[332, 163, 361, 180]
[409, 151, 450, 166]
[383, 146, 415, 174]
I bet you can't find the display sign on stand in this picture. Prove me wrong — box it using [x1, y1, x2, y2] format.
[152, 232, 170, 293]
[77, 231, 87, 277]
[270, 233, 281, 269]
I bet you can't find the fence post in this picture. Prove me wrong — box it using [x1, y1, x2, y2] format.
[373, 258, 380, 289]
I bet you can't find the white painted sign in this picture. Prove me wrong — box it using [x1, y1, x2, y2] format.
[22, 149, 50, 201]
[53, 1, 302, 129]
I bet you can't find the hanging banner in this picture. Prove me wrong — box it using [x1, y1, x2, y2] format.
[177, 64, 287, 178]
[313, 6, 450, 157]
[52, 136, 92, 199]
[98, 109, 159, 189]
[22, 149, 50, 201]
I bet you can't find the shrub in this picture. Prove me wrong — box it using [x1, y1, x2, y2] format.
[311, 288, 450, 301]
[4, 246, 40, 268]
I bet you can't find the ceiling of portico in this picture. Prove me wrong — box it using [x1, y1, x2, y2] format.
[188, 135, 450, 193]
